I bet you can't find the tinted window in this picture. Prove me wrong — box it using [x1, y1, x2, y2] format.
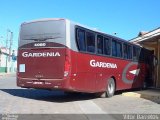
[104, 37, 111, 55]
[128, 45, 132, 59]
[117, 42, 122, 57]
[112, 40, 117, 57]
[76, 29, 86, 51]
[97, 35, 103, 54]
[123, 44, 128, 59]
[133, 46, 140, 61]
[86, 32, 95, 53]
[139, 48, 145, 62]
[112, 40, 122, 57]
[123, 44, 132, 59]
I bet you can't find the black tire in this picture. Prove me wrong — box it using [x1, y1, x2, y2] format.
[95, 78, 116, 98]
[106, 78, 115, 98]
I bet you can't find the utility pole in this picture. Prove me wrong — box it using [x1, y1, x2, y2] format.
[6, 30, 9, 49]
[9, 31, 13, 62]
[5, 29, 13, 73]
[5, 30, 9, 72]
[0, 36, 4, 47]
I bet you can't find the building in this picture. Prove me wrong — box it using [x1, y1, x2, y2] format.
[0, 47, 17, 73]
[130, 27, 160, 88]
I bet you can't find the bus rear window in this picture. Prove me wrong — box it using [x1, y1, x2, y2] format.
[19, 20, 66, 48]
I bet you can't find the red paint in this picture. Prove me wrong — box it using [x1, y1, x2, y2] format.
[17, 48, 65, 79]
[17, 47, 148, 93]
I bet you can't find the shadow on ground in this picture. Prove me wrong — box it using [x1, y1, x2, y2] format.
[0, 89, 97, 103]
[0, 89, 123, 103]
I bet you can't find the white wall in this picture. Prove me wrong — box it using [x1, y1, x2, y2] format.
[0, 54, 7, 67]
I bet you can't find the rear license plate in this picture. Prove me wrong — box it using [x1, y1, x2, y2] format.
[33, 81, 44, 85]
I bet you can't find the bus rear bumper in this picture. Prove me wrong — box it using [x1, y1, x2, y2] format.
[17, 78, 66, 90]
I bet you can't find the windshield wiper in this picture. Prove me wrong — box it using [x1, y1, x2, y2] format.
[23, 36, 61, 41]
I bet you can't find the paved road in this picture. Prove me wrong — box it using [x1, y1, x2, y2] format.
[0, 74, 18, 89]
[0, 74, 160, 120]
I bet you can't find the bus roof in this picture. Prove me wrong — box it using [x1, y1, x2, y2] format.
[21, 18, 141, 47]
[21, 18, 67, 25]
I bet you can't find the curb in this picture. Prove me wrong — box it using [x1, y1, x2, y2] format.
[122, 90, 160, 104]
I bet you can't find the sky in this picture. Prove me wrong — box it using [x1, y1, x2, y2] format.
[0, 0, 160, 50]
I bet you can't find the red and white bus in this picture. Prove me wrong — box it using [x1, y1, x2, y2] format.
[17, 18, 152, 97]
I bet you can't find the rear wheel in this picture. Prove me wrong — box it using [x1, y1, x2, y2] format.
[106, 78, 115, 97]
[96, 78, 116, 98]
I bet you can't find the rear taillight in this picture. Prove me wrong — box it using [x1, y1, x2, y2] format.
[64, 49, 71, 77]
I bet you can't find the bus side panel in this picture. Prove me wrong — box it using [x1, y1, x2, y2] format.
[69, 51, 96, 92]
[64, 49, 78, 90]
[68, 50, 146, 93]
[116, 62, 146, 90]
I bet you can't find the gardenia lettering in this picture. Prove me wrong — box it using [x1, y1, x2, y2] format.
[90, 60, 117, 68]
[22, 52, 60, 57]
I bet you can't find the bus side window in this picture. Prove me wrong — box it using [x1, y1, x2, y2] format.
[97, 35, 103, 54]
[128, 45, 132, 59]
[86, 32, 95, 53]
[76, 29, 86, 52]
[117, 41, 122, 58]
[133, 46, 140, 61]
[112, 40, 117, 57]
[139, 48, 145, 62]
[112, 40, 122, 58]
[104, 37, 111, 55]
[123, 44, 132, 59]
[123, 44, 128, 59]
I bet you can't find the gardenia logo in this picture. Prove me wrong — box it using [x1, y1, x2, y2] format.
[90, 59, 117, 68]
[22, 52, 60, 57]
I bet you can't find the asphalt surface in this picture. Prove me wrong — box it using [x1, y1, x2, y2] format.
[0, 74, 160, 120]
